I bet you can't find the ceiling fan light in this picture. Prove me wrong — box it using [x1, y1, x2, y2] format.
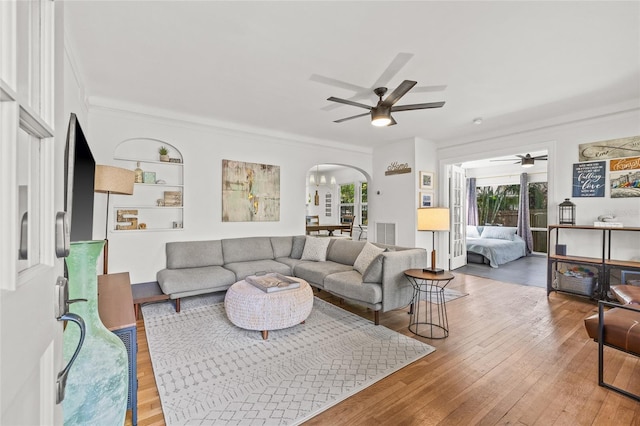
[521, 157, 535, 167]
[371, 107, 392, 127]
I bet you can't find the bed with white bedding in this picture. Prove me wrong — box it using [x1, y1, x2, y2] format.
[466, 225, 527, 268]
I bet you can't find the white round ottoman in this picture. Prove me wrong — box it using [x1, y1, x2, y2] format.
[224, 278, 313, 339]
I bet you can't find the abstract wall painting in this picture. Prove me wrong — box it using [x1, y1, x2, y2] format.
[222, 159, 280, 221]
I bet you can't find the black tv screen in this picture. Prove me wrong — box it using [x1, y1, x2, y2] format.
[64, 113, 96, 242]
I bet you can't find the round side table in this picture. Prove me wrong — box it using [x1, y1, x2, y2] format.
[404, 269, 455, 339]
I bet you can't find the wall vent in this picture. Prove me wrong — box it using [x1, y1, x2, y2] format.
[375, 222, 396, 245]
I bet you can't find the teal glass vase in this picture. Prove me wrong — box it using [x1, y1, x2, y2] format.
[62, 240, 128, 425]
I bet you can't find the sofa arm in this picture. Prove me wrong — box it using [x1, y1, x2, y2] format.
[380, 249, 429, 312]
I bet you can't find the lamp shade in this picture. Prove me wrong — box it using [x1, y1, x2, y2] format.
[417, 207, 450, 231]
[94, 165, 135, 195]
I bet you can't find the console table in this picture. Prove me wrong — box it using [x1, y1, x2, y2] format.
[547, 225, 640, 299]
[98, 272, 138, 425]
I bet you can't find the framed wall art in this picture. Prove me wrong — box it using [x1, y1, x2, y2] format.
[419, 191, 433, 208]
[222, 159, 280, 222]
[419, 171, 434, 189]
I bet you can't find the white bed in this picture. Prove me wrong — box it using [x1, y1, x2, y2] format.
[466, 226, 527, 268]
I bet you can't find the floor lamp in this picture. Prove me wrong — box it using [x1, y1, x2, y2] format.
[94, 165, 135, 275]
[417, 207, 450, 274]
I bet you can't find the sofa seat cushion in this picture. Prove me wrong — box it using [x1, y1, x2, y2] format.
[293, 261, 352, 288]
[275, 257, 308, 271]
[611, 285, 640, 305]
[584, 306, 640, 355]
[157, 266, 236, 295]
[224, 259, 291, 281]
[324, 270, 383, 306]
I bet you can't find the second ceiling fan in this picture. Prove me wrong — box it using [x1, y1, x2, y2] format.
[491, 153, 548, 168]
[328, 80, 445, 126]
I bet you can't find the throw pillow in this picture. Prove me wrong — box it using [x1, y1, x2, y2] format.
[362, 252, 386, 283]
[467, 225, 480, 238]
[300, 237, 331, 262]
[481, 226, 516, 241]
[353, 242, 385, 275]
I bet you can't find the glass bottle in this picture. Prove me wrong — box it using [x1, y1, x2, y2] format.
[134, 162, 143, 183]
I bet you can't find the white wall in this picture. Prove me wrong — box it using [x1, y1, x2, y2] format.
[439, 108, 640, 261]
[86, 107, 372, 283]
[415, 138, 441, 268]
[370, 138, 418, 247]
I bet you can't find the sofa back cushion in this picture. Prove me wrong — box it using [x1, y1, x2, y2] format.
[327, 239, 366, 266]
[166, 240, 224, 269]
[270, 236, 293, 258]
[222, 237, 274, 263]
[290, 235, 306, 259]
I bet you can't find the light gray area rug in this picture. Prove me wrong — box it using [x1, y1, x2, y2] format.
[142, 294, 436, 425]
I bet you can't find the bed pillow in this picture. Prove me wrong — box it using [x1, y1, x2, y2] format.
[300, 237, 331, 261]
[481, 226, 516, 241]
[353, 242, 385, 275]
[467, 226, 480, 238]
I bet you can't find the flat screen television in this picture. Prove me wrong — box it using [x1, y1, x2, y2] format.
[64, 113, 96, 242]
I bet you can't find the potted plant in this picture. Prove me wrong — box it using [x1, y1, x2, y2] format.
[159, 146, 170, 162]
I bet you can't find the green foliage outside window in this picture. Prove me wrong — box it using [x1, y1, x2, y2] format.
[341, 183, 355, 203]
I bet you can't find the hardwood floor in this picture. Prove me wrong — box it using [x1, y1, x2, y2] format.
[125, 273, 640, 425]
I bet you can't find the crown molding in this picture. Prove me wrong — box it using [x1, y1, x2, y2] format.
[86, 95, 373, 155]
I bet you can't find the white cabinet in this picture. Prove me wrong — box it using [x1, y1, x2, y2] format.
[112, 139, 184, 232]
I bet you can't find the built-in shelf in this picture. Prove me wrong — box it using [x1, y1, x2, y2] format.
[112, 139, 184, 231]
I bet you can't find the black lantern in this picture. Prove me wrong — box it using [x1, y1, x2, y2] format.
[559, 198, 575, 225]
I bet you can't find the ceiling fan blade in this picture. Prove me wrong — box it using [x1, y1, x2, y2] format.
[490, 158, 519, 162]
[388, 115, 397, 126]
[533, 155, 548, 160]
[391, 101, 445, 112]
[411, 85, 448, 93]
[333, 112, 370, 123]
[516, 155, 526, 159]
[372, 52, 414, 88]
[326, 97, 372, 110]
[381, 80, 417, 107]
[310, 74, 367, 93]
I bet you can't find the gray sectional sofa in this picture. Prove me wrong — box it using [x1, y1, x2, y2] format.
[156, 235, 428, 324]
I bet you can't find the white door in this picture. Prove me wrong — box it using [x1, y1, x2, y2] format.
[1, 1, 63, 424]
[449, 164, 467, 270]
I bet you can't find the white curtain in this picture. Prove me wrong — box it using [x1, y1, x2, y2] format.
[517, 173, 534, 254]
[466, 177, 478, 226]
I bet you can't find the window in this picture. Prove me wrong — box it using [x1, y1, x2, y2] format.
[340, 181, 368, 226]
[476, 182, 548, 253]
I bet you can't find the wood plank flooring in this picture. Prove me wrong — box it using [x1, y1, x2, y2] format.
[125, 273, 640, 425]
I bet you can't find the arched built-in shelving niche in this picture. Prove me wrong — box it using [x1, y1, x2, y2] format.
[112, 138, 184, 232]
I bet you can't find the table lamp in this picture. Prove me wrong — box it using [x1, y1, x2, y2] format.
[94, 165, 135, 274]
[417, 207, 450, 274]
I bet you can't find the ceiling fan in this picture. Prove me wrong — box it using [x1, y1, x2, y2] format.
[327, 80, 445, 127]
[311, 52, 447, 112]
[491, 153, 548, 168]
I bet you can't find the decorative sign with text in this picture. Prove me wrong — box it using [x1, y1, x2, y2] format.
[384, 161, 411, 176]
[572, 161, 605, 197]
[578, 135, 640, 161]
[610, 156, 640, 198]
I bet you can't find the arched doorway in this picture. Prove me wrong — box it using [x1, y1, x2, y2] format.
[306, 164, 369, 240]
